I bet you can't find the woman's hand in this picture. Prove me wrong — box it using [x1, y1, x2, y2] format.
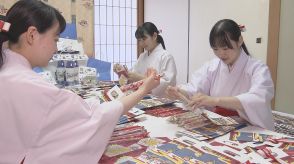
[138, 69, 160, 94]
[187, 93, 218, 108]
[165, 86, 190, 103]
[165, 86, 180, 100]
[113, 63, 123, 73]
[119, 69, 160, 114]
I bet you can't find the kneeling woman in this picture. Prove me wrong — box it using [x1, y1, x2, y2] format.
[166, 19, 274, 130]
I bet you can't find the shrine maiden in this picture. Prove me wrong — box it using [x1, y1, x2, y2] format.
[166, 19, 274, 130]
[0, 1, 159, 163]
[128, 22, 177, 97]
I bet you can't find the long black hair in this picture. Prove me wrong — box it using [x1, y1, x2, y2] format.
[0, 0, 66, 68]
[135, 22, 166, 50]
[209, 19, 249, 55]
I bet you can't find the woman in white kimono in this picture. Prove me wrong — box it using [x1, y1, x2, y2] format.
[0, 1, 159, 164]
[166, 19, 274, 130]
[127, 22, 177, 97]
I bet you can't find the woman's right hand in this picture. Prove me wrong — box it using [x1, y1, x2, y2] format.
[165, 86, 181, 100]
[113, 63, 123, 73]
[165, 86, 191, 103]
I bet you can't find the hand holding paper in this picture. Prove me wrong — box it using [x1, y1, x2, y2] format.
[137, 69, 161, 94]
[165, 86, 191, 104]
[187, 92, 218, 108]
[120, 69, 161, 93]
[113, 63, 129, 78]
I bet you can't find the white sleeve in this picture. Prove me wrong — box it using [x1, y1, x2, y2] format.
[236, 63, 274, 130]
[179, 61, 213, 98]
[130, 52, 145, 73]
[24, 90, 124, 164]
[152, 55, 177, 97]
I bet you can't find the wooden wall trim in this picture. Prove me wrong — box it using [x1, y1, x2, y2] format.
[267, 0, 281, 108]
[137, 0, 144, 57]
[138, 0, 144, 26]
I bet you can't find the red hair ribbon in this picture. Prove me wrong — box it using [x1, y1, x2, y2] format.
[0, 20, 11, 32]
[238, 25, 246, 32]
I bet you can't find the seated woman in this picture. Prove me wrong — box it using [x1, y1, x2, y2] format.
[0, 1, 160, 163]
[116, 22, 177, 97]
[166, 19, 274, 130]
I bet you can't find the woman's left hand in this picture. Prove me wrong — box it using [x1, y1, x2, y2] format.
[187, 93, 218, 108]
[139, 70, 160, 94]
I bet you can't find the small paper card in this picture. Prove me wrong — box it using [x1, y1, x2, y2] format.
[107, 85, 125, 100]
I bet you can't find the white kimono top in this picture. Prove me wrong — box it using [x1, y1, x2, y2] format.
[0, 49, 124, 163]
[132, 44, 177, 97]
[180, 49, 274, 130]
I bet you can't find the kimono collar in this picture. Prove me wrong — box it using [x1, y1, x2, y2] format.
[221, 48, 248, 73]
[147, 44, 163, 56]
[3, 48, 32, 69]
